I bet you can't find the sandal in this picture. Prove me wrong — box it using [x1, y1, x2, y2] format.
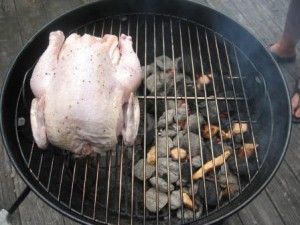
[268, 43, 296, 63]
[291, 79, 300, 123]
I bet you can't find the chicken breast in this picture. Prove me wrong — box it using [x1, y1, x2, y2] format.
[30, 31, 142, 155]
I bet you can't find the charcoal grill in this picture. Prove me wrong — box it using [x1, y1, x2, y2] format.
[0, 0, 291, 224]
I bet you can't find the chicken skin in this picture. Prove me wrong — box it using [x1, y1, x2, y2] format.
[30, 31, 142, 155]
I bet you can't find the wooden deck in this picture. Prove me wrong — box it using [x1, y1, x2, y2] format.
[0, 0, 299, 224]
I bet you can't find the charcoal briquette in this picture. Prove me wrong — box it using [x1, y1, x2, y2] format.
[146, 188, 168, 212]
[141, 63, 154, 77]
[149, 177, 175, 193]
[170, 189, 181, 210]
[159, 129, 177, 138]
[188, 114, 205, 133]
[177, 132, 202, 157]
[197, 180, 220, 206]
[157, 136, 174, 157]
[157, 158, 180, 183]
[181, 162, 194, 182]
[192, 155, 202, 168]
[234, 134, 243, 143]
[227, 155, 258, 178]
[134, 159, 155, 181]
[188, 182, 199, 196]
[243, 131, 253, 142]
[174, 107, 188, 122]
[176, 208, 202, 220]
[157, 109, 175, 128]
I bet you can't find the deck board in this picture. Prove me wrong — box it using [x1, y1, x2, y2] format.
[0, 143, 22, 225]
[223, 214, 243, 225]
[40, 0, 82, 20]
[0, 0, 23, 88]
[13, 0, 49, 43]
[0, 1, 25, 225]
[238, 191, 285, 225]
[265, 163, 300, 225]
[13, 174, 68, 225]
[0, 0, 299, 225]
[6, 1, 73, 225]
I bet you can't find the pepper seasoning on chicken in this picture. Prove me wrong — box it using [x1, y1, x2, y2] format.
[30, 31, 142, 155]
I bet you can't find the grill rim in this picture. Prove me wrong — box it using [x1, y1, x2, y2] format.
[0, 0, 292, 224]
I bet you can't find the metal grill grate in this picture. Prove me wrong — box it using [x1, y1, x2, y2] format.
[15, 14, 267, 225]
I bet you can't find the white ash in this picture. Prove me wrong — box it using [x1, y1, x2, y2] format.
[174, 107, 188, 122]
[156, 136, 174, 157]
[218, 172, 238, 187]
[174, 57, 181, 66]
[146, 188, 168, 213]
[175, 132, 201, 157]
[170, 122, 183, 133]
[172, 130, 185, 146]
[218, 172, 239, 197]
[219, 162, 229, 174]
[149, 177, 175, 193]
[176, 179, 188, 187]
[199, 99, 218, 118]
[159, 129, 177, 138]
[170, 190, 181, 210]
[192, 156, 202, 168]
[157, 109, 175, 128]
[188, 182, 199, 196]
[146, 73, 163, 94]
[157, 158, 180, 183]
[176, 208, 202, 220]
[167, 100, 176, 109]
[187, 114, 205, 133]
[141, 63, 154, 77]
[134, 159, 155, 181]
[175, 73, 184, 83]
[156, 55, 173, 71]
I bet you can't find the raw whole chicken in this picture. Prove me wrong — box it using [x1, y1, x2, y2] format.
[30, 31, 142, 155]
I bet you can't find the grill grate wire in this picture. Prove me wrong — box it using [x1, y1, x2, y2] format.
[14, 14, 264, 225]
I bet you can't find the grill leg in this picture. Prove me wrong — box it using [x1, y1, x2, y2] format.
[8, 186, 31, 214]
[0, 186, 30, 225]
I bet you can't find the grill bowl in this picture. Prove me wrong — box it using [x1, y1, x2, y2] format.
[0, 0, 291, 224]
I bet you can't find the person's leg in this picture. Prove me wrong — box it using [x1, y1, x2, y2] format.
[291, 79, 300, 122]
[270, 0, 300, 121]
[270, 0, 300, 58]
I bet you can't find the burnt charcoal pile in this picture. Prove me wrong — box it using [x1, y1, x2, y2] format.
[133, 54, 260, 221]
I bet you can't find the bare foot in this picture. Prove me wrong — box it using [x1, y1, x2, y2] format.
[291, 92, 300, 119]
[270, 40, 296, 58]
